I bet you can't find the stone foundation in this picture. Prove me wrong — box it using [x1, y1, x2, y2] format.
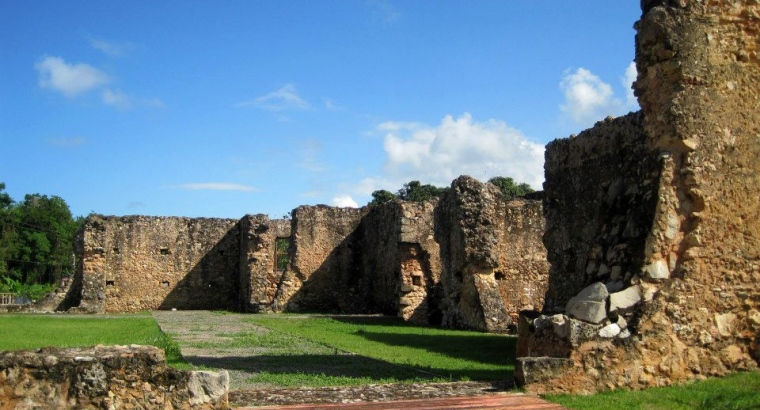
[0, 345, 228, 409]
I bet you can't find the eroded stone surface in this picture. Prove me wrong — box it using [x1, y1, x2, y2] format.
[0, 345, 228, 409]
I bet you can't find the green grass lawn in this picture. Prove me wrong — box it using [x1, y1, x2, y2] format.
[0, 314, 186, 367]
[248, 315, 516, 382]
[546, 371, 760, 410]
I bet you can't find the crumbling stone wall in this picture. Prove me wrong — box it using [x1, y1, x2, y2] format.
[516, 0, 759, 393]
[498, 197, 550, 322]
[281, 205, 369, 312]
[0, 345, 228, 409]
[68, 186, 548, 331]
[77, 216, 240, 313]
[239, 214, 291, 312]
[436, 176, 548, 332]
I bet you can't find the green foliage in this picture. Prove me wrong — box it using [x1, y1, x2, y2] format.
[368, 189, 398, 206]
[397, 180, 449, 202]
[275, 238, 290, 271]
[0, 183, 83, 290]
[546, 371, 760, 410]
[488, 176, 535, 200]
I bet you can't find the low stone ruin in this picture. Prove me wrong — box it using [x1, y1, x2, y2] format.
[516, 0, 759, 394]
[51, 176, 547, 332]
[0, 345, 228, 409]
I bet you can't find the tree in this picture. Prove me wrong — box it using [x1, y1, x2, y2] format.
[396, 181, 448, 202]
[488, 176, 535, 200]
[368, 190, 398, 206]
[0, 183, 82, 287]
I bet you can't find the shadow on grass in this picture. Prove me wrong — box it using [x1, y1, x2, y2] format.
[182, 354, 427, 381]
[182, 352, 513, 382]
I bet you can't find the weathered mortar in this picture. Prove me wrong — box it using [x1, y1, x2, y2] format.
[239, 214, 291, 313]
[66, 185, 548, 332]
[0, 345, 228, 409]
[436, 176, 548, 332]
[282, 205, 369, 313]
[516, 0, 760, 393]
[78, 216, 240, 313]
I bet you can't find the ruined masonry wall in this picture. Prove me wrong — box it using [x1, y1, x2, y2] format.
[283, 205, 369, 313]
[81, 216, 240, 313]
[498, 198, 550, 322]
[0, 345, 228, 409]
[516, 0, 759, 394]
[239, 215, 291, 312]
[436, 176, 548, 332]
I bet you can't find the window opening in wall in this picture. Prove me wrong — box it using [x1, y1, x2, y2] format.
[106, 280, 115, 286]
[162, 280, 169, 289]
[275, 238, 290, 272]
[495, 271, 506, 281]
[412, 275, 422, 286]
[113, 247, 120, 254]
[159, 248, 170, 255]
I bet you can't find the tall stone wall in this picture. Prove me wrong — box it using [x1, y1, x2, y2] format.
[498, 197, 550, 322]
[516, 0, 759, 393]
[282, 205, 369, 313]
[0, 345, 228, 409]
[436, 176, 548, 333]
[77, 216, 240, 313]
[66, 185, 548, 332]
[239, 214, 291, 313]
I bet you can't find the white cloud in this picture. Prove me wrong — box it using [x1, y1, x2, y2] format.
[623, 62, 639, 109]
[237, 84, 310, 111]
[356, 113, 545, 195]
[35, 56, 111, 97]
[331, 195, 359, 208]
[88, 37, 131, 57]
[560, 67, 625, 127]
[177, 183, 260, 192]
[45, 137, 87, 148]
[102, 88, 131, 110]
[323, 97, 344, 111]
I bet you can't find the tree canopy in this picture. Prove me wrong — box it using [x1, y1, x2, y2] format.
[0, 183, 83, 297]
[369, 180, 449, 206]
[488, 176, 535, 200]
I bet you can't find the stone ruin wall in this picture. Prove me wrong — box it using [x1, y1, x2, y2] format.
[64, 178, 548, 332]
[76, 216, 241, 313]
[239, 214, 291, 313]
[516, 0, 759, 394]
[0, 345, 228, 409]
[436, 176, 549, 333]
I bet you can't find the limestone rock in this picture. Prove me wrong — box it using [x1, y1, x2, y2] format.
[599, 323, 621, 338]
[609, 286, 641, 312]
[645, 259, 670, 280]
[565, 282, 608, 323]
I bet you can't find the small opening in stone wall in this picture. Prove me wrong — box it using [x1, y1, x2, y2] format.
[159, 248, 170, 255]
[113, 247, 120, 255]
[106, 280, 115, 286]
[495, 271, 506, 280]
[161, 280, 169, 289]
[412, 275, 422, 286]
[275, 237, 291, 272]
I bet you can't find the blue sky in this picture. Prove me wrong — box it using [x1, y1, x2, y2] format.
[0, 1, 641, 218]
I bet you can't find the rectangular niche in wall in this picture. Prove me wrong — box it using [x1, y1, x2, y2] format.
[159, 247, 170, 255]
[275, 238, 291, 272]
[106, 280, 115, 286]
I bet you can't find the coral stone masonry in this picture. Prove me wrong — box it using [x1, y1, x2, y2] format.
[516, 0, 760, 394]
[46, 177, 548, 332]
